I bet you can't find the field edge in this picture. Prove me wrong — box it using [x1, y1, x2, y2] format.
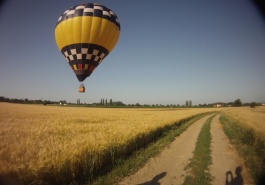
[219, 113, 265, 185]
[91, 112, 217, 185]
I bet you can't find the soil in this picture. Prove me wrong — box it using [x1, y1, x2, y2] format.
[210, 114, 254, 185]
[118, 114, 254, 185]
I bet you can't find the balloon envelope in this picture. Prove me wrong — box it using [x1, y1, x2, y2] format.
[55, 3, 120, 82]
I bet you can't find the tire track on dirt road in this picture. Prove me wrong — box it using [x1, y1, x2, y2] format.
[118, 114, 213, 185]
[210, 114, 254, 185]
[119, 114, 255, 185]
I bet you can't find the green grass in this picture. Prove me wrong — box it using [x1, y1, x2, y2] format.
[183, 115, 215, 185]
[90, 113, 217, 185]
[220, 114, 265, 185]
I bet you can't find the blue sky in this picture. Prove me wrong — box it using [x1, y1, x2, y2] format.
[0, 1, 264, 105]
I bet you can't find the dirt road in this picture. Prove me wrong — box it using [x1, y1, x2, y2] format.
[210, 115, 254, 185]
[119, 114, 254, 185]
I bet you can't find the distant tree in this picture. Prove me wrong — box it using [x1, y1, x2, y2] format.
[110, 99, 112, 105]
[0, 96, 7, 102]
[105, 99, 107, 105]
[234, 99, 242, 107]
[250, 102, 256, 108]
[186, 100, 188, 107]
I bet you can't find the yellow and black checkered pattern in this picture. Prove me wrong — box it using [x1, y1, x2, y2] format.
[61, 43, 108, 81]
[55, 3, 120, 82]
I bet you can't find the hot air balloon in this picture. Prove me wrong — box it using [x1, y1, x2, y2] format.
[55, 3, 120, 92]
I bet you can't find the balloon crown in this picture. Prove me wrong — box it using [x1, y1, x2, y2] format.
[56, 3, 120, 30]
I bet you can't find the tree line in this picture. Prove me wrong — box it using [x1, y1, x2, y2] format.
[0, 96, 59, 105]
[0, 96, 263, 108]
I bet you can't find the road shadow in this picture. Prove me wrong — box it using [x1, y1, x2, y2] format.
[0, 175, 21, 185]
[225, 166, 244, 185]
[137, 172, 167, 185]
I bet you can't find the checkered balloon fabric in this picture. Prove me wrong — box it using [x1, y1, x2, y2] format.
[56, 3, 120, 30]
[55, 2, 120, 83]
[61, 44, 109, 82]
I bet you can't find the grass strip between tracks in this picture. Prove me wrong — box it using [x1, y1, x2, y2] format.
[183, 114, 215, 185]
[91, 113, 217, 185]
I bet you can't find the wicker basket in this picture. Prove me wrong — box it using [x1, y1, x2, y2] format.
[78, 87, 85, 93]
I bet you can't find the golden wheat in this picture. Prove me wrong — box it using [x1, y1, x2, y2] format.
[221, 106, 265, 184]
[0, 103, 221, 183]
[222, 106, 265, 134]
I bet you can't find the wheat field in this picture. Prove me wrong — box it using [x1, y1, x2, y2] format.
[221, 106, 265, 184]
[222, 106, 265, 134]
[0, 103, 221, 184]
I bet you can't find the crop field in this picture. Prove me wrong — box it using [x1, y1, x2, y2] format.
[222, 106, 265, 138]
[0, 103, 221, 184]
[221, 106, 265, 184]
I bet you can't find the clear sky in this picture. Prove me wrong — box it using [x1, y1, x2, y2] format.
[0, 1, 264, 105]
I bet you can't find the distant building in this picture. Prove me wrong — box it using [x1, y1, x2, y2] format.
[213, 103, 224, 107]
[60, 100, 67, 105]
